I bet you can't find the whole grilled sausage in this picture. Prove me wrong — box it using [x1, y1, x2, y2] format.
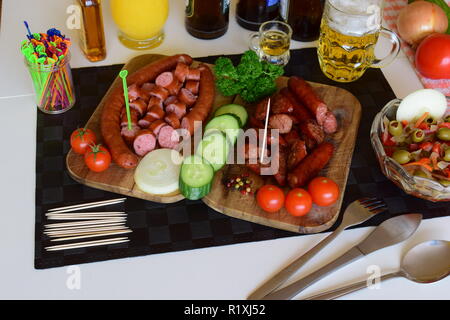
[181, 64, 215, 136]
[288, 142, 334, 188]
[280, 87, 313, 122]
[299, 119, 325, 146]
[100, 54, 193, 169]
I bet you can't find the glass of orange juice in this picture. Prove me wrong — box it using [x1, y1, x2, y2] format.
[110, 0, 169, 50]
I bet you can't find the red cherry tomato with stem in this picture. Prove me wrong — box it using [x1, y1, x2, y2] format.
[308, 177, 340, 207]
[70, 128, 97, 155]
[84, 144, 111, 172]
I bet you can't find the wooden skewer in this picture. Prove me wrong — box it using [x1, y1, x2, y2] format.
[45, 219, 126, 228]
[46, 216, 126, 221]
[46, 213, 126, 219]
[45, 222, 125, 232]
[45, 237, 130, 251]
[260, 98, 271, 164]
[46, 211, 125, 216]
[50, 229, 132, 242]
[45, 226, 128, 236]
[47, 198, 126, 213]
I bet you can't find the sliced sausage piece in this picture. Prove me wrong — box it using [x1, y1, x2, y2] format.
[120, 109, 139, 127]
[127, 84, 142, 102]
[155, 72, 174, 88]
[166, 101, 187, 119]
[268, 114, 293, 134]
[121, 124, 140, 146]
[158, 125, 180, 149]
[283, 129, 301, 145]
[148, 119, 166, 136]
[185, 80, 199, 95]
[147, 96, 163, 111]
[149, 85, 169, 101]
[129, 99, 147, 117]
[138, 113, 157, 128]
[255, 97, 270, 121]
[186, 68, 201, 81]
[272, 92, 294, 114]
[133, 129, 156, 157]
[299, 119, 325, 145]
[164, 112, 181, 129]
[287, 140, 307, 170]
[174, 62, 189, 82]
[147, 105, 165, 120]
[323, 111, 338, 134]
[177, 88, 197, 106]
[164, 95, 178, 106]
[274, 147, 288, 186]
[166, 79, 183, 96]
[141, 82, 155, 93]
[288, 142, 334, 188]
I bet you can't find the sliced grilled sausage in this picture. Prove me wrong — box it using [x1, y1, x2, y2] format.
[272, 92, 294, 114]
[255, 97, 270, 121]
[174, 62, 189, 82]
[147, 96, 163, 111]
[121, 124, 140, 146]
[287, 140, 307, 170]
[166, 101, 187, 119]
[177, 88, 197, 106]
[164, 95, 178, 106]
[127, 83, 142, 102]
[149, 85, 169, 101]
[299, 119, 325, 145]
[158, 125, 180, 149]
[120, 109, 139, 127]
[155, 71, 174, 88]
[148, 119, 166, 136]
[133, 129, 156, 157]
[166, 79, 183, 96]
[268, 114, 293, 134]
[129, 99, 147, 117]
[164, 112, 181, 129]
[280, 87, 313, 122]
[147, 105, 165, 120]
[138, 113, 157, 129]
[185, 80, 199, 95]
[186, 68, 201, 81]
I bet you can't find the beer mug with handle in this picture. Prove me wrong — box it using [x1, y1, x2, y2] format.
[318, 0, 400, 83]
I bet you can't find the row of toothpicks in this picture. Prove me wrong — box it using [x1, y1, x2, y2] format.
[44, 198, 131, 251]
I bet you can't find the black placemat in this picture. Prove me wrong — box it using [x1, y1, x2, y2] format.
[35, 48, 450, 269]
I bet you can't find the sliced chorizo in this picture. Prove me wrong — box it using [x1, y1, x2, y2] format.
[166, 101, 187, 119]
[121, 124, 140, 146]
[129, 99, 147, 117]
[133, 129, 156, 157]
[177, 88, 197, 106]
[174, 62, 189, 82]
[268, 114, 293, 134]
[186, 68, 201, 81]
[166, 79, 183, 96]
[158, 125, 180, 149]
[138, 113, 157, 128]
[149, 85, 169, 101]
[164, 112, 181, 129]
[164, 95, 178, 106]
[185, 80, 199, 95]
[147, 96, 163, 111]
[120, 109, 139, 127]
[155, 71, 174, 88]
[148, 119, 166, 136]
[147, 105, 165, 120]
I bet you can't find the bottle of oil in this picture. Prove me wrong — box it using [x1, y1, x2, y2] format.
[78, 0, 106, 62]
[236, 0, 280, 31]
[185, 0, 230, 39]
[279, 0, 324, 42]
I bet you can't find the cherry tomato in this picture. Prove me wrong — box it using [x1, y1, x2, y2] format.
[84, 144, 111, 172]
[415, 33, 450, 79]
[308, 177, 340, 207]
[70, 128, 97, 155]
[285, 188, 312, 217]
[256, 185, 285, 213]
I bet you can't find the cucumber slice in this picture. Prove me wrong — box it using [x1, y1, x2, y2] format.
[214, 104, 248, 127]
[205, 114, 241, 145]
[196, 130, 229, 172]
[179, 155, 214, 200]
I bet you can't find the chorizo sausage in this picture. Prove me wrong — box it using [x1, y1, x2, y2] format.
[133, 129, 156, 157]
[148, 119, 166, 136]
[280, 87, 313, 122]
[129, 99, 147, 117]
[185, 80, 199, 95]
[158, 125, 180, 149]
[178, 88, 197, 106]
[288, 142, 334, 188]
[272, 92, 294, 114]
[101, 54, 192, 169]
[268, 114, 293, 134]
[166, 101, 187, 119]
[138, 113, 157, 129]
[181, 64, 215, 136]
[164, 112, 181, 129]
[147, 105, 165, 120]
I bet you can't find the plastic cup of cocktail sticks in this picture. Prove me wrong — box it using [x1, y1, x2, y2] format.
[21, 25, 76, 114]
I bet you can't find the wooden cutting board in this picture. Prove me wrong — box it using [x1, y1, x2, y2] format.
[202, 77, 361, 234]
[67, 54, 361, 232]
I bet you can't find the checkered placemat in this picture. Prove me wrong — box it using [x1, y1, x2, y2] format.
[384, 0, 450, 96]
[35, 48, 450, 269]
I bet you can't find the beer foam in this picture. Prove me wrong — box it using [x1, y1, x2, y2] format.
[328, 0, 381, 36]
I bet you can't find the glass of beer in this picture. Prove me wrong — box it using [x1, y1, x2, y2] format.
[110, 0, 169, 50]
[318, 0, 400, 82]
[249, 20, 292, 66]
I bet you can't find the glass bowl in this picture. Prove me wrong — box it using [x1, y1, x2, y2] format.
[371, 99, 450, 202]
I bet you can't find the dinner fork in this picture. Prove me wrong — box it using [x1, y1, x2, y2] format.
[247, 198, 387, 300]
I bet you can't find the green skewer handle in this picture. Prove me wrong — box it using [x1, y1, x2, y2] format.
[119, 70, 132, 130]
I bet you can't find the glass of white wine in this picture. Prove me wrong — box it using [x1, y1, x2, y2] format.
[250, 20, 292, 66]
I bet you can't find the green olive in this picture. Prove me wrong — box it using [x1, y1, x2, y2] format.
[444, 148, 450, 162]
[439, 179, 450, 187]
[445, 115, 450, 123]
[414, 170, 428, 178]
[437, 128, 450, 141]
[392, 149, 411, 164]
[412, 129, 424, 143]
[424, 116, 437, 125]
[388, 120, 403, 136]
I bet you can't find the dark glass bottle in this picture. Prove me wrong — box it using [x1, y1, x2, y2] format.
[236, 0, 280, 31]
[280, 0, 324, 42]
[185, 0, 230, 39]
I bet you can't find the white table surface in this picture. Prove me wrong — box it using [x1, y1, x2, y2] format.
[0, 0, 448, 300]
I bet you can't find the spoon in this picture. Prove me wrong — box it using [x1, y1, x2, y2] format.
[305, 240, 450, 300]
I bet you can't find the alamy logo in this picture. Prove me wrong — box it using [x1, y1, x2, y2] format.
[366, 264, 381, 289]
[66, 4, 81, 30]
[66, 266, 81, 290]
